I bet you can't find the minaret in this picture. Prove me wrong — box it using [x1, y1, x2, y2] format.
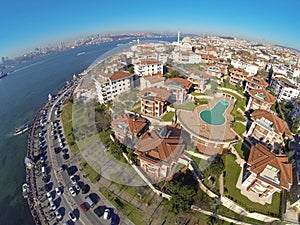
[177, 31, 180, 44]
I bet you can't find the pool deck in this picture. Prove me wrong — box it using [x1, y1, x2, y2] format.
[178, 94, 237, 144]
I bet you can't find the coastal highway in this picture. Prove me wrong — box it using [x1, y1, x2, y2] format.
[44, 80, 133, 225]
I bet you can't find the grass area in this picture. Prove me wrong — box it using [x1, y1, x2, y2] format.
[234, 140, 250, 161]
[79, 161, 100, 184]
[173, 102, 196, 111]
[221, 90, 246, 111]
[223, 154, 281, 217]
[61, 98, 80, 153]
[162, 111, 174, 121]
[232, 122, 246, 138]
[194, 97, 209, 106]
[131, 106, 141, 113]
[190, 91, 205, 96]
[99, 187, 146, 225]
[231, 108, 246, 122]
[220, 82, 245, 96]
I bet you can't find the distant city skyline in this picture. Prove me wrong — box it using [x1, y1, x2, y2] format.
[1, 0, 300, 57]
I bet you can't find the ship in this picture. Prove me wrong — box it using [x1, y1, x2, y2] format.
[15, 123, 30, 136]
[0, 71, 8, 79]
[22, 183, 28, 199]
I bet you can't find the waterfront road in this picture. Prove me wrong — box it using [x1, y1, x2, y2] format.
[44, 80, 133, 225]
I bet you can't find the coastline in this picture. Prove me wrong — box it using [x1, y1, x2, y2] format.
[24, 76, 79, 225]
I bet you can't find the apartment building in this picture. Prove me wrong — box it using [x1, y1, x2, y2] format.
[242, 143, 292, 199]
[187, 70, 211, 93]
[229, 67, 249, 85]
[140, 87, 171, 117]
[244, 76, 269, 92]
[246, 89, 276, 111]
[134, 126, 185, 180]
[165, 77, 192, 104]
[246, 109, 291, 145]
[94, 71, 134, 104]
[270, 77, 300, 102]
[134, 59, 163, 76]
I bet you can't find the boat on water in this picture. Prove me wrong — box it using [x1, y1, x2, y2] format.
[76, 52, 86, 56]
[22, 183, 28, 199]
[15, 123, 30, 136]
[0, 71, 8, 79]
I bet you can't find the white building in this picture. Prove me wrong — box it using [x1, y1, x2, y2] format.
[270, 77, 300, 102]
[134, 59, 163, 76]
[94, 71, 134, 104]
[231, 58, 259, 76]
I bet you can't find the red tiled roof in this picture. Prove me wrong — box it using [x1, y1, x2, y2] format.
[246, 76, 268, 87]
[136, 59, 160, 65]
[139, 87, 171, 101]
[251, 109, 291, 136]
[111, 114, 149, 135]
[142, 74, 165, 83]
[110, 71, 132, 82]
[134, 126, 184, 165]
[165, 77, 192, 90]
[229, 67, 249, 75]
[248, 89, 276, 104]
[247, 143, 292, 190]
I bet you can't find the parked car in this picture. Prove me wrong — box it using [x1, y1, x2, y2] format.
[55, 187, 62, 196]
[85, 195, 95, 208]
[80, 203, 88, 212]
[103, 208, 110, 220]
[111, 214, 119, 225]
[68, 211, 77, 222]
[69, 186, 76, 197]
[55, 210, 62, 220]
[46, 192, 52, 201]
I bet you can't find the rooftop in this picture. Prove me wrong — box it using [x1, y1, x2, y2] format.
[249, 89, 276, 104]
[247, 143, 293, 190]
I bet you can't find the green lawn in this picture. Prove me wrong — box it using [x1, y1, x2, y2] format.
[162, 111, 175, 121]
[190, 92, 205, 96]
[79, 161, 100, 184]
[223, 154, 281, 217]
[173, 102, 196, 111]
[232, 122, 246, 138]
[99, 187, 146, 225]
[61, 99, 80, 153]
[221, 90, 246, 111]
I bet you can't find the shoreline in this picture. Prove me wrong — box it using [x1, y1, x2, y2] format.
[24, 75, 79, 225]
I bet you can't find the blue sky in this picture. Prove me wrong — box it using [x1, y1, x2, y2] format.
[1, 0, 300, 57]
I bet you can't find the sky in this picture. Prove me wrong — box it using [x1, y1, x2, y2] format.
[1, 0, 300, 57]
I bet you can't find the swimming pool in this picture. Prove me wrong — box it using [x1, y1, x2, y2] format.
[200, 100, 230, 125]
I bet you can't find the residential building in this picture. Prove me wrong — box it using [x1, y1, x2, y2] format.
[165, 77, 192, 104]
[134, 59, 163, 76]
[140, 74, 165, 90]
[246, 109, 291, 145]
[134, 126, 185, 180]
[171, 51, 201, 64]
[231, 58, 259, 76]
[187, 70, 211, 93]
[207, 65, 223, 78]
[140, 87, 171, 117]
[229, 67, 249, 85]
[241, 143, 292, 199]
[291, 99, 300, 120]
[244, 76, 269, 92]
[246, 89, 276, 111]
[270, 77, 300, 102]
[111, 114, 149, 147]
[94, 71, 134, 104]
